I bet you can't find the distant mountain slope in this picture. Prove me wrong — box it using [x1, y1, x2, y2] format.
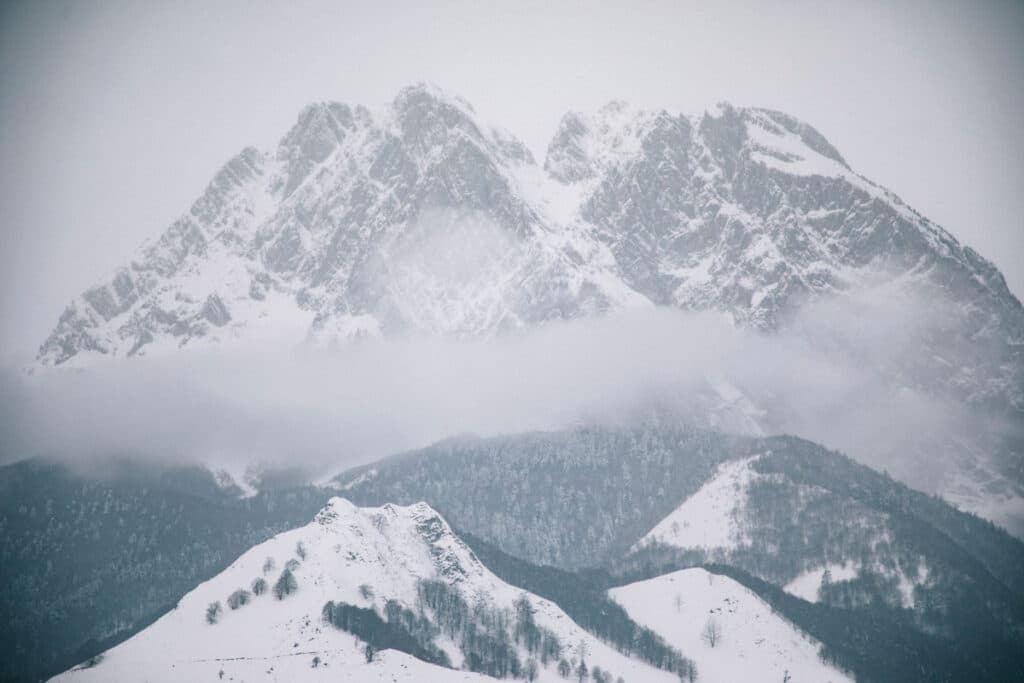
[333, 427, 741, 569]
[334, 427, 1024, 589]
[0, 458, 328, 683]
[623, 442, 1024, 599]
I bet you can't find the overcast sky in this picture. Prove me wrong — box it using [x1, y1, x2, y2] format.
[1, 0, 1022, 361]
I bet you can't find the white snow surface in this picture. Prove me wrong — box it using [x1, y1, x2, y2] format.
[52, 498, 675, 683]
[610, 568, 854, 683]
[634, 456, 760, 552]
[782, 564, 858, 603]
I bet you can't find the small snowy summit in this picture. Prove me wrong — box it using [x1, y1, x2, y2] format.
[51, 498, 675, 683]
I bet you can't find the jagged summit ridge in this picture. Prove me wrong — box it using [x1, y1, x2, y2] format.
[37, 85, 1022, 417]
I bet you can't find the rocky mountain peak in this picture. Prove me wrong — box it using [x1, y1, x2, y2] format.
[35, 86, 1022, 424]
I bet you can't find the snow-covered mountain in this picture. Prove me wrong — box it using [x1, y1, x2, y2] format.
[31, 83, 1024, 541]
[50, 498, 680, 683]
[37, 85, 1022, 416]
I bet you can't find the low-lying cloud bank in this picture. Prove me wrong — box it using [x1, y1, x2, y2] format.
[0, 290, 1018, 508]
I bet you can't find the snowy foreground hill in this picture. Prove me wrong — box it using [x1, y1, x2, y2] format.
[50, 498, 849, 683]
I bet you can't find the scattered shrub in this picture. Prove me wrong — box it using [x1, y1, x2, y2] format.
[206, 601, 222, 624]
[274, 568, 297, 600]
[227, 589, 251, 610]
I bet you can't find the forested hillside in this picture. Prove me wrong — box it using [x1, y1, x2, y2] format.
[0, 458, 327, 682]
[336, 427, 748, 568]
[6, 425, 1024, 682]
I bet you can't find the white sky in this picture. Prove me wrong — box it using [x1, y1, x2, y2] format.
[1, 0, 1022, 360]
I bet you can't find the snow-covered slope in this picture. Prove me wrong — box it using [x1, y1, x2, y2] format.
[630, 453, 937, 612]
[51, 498, 676, 683]
[633, 456, 759, 553]
[609, 568, 853, 683]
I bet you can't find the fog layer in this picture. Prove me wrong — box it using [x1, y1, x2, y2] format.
[3, 288, 1014, 506]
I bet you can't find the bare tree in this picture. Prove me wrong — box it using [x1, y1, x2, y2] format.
[701, 617, 722, 648]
